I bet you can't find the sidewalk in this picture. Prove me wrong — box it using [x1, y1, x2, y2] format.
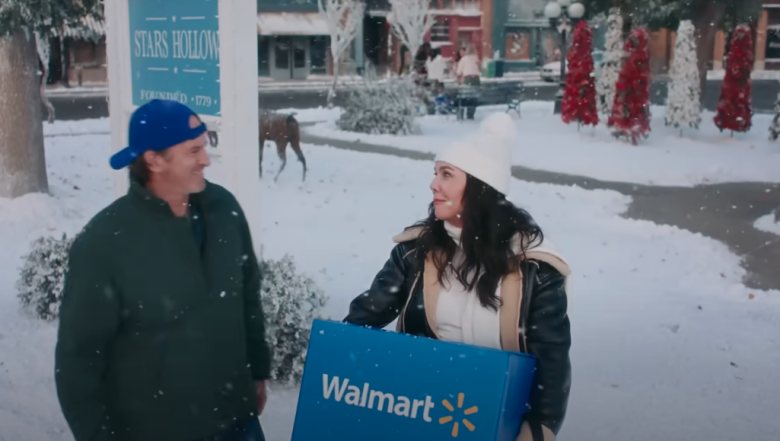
[46, 85, 108, 98]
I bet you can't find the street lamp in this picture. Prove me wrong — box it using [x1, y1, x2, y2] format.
[544, 0, 585, 114]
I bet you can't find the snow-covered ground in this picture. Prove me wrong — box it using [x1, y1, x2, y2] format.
[306, 101, 780, 187]
[1, 119, 779, 441]
[707, 69, 780, 80]
[754, 212, 780, 235]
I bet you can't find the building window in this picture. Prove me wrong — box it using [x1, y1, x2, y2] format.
[431, 19, 450, 42]
[310, 36, 328, 74]
[505, 31, 532, 60]
[275, 39, 290, 69]
[258, 37, 270, 76]
[766, 8, 780, 63]
[293, 39, 306, 69]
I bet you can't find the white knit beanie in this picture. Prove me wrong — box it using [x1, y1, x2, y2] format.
[435, 112, 516, 195]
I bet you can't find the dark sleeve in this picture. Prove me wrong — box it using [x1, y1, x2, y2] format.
[239, 210, 272, 381]
[55, 234, 119, 441]
[524, 263, 571, 436]
[344, 243, 414, 328]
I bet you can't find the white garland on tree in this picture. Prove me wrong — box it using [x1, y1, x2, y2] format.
[665, 20, 701, 133]
[597, 8, 623, 117]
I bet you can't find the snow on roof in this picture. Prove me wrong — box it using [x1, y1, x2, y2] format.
[56, 16, 105, 41]
[430, 8, 482, 17]
[430, 41, 453, 48]
[369, 8, 481, 18]
[257, 12, 329, 36]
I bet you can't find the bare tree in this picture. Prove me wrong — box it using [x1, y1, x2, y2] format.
[388, 0, 434, 75]
[0, 29, 48, 198]
[1, 0, 100, 198]
[318, 0, 365, 108]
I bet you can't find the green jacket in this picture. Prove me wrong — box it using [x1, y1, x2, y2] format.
[55, 179, 271, 441]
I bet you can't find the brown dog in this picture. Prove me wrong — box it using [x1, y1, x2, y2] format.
[259, 110, 307, 181]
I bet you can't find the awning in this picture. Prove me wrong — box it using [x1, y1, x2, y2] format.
[257, 12, 329, 36]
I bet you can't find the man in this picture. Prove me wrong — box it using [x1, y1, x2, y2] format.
[55, 99, 271, 441]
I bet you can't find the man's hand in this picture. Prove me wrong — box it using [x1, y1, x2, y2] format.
[255, 380, 268, 415]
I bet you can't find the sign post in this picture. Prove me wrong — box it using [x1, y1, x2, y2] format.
[106, 0, 258, 209]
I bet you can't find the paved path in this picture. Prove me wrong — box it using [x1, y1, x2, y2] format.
[301, 130, 780, 291]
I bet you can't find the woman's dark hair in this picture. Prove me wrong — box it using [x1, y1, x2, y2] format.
[412, 175, 543, 310]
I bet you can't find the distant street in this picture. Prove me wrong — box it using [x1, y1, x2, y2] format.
[48, 78, 780, 121]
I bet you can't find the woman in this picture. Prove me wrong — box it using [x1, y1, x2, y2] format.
[426, 48, 448, 97]
[413, 42, 432, 82]
[345, 113, 571, 441]
[455, 45, 481, 119]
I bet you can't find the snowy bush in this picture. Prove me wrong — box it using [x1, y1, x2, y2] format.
[16, 234, 73, 321]
[337, 77, 421, 135]
[16, 235, 325, 384]
[260, 255, 327, 385]
[769, 93, 780, 141]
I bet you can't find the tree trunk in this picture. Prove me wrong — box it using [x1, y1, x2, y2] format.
[61, 37, 70, 87]
[692, 0, 727, 103]
[0, 29, 49, 198]
[328, 54, 340, 108]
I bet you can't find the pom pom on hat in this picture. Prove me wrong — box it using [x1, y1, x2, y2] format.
[435, 112, 516, 195]
[479, 112, 517, 146]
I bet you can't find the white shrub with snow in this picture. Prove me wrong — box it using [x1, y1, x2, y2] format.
[665, 20, 701, 132]
[597, 8, 623, 117]
[16, 234, 73, 321]
[259, 255, 327, 385]
[337, 77, 421, 135]
[769, 93, 780, 141]
[16, 236, 326, 386]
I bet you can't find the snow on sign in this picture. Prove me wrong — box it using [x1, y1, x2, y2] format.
[128, 0, 221, 116]
[291, 320, 536, 441]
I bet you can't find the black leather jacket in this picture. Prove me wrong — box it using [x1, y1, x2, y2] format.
[345, 239, 571, 436]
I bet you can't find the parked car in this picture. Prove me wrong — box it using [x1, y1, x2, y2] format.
[540, 61, 566, 82]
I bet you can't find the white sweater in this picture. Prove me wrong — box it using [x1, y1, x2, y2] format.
[436, 222, 502, 350]
[426, 55, 448, 81]
[456, 54, 481, 78]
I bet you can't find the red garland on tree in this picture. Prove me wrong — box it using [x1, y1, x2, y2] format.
[714, 25, 753, 134]
[608, 27, 651, 145]
[561, 20, 598, 127]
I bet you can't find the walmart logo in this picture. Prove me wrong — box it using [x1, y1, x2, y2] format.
[438, 392, 479, 438]
[321, 374, 479, 437]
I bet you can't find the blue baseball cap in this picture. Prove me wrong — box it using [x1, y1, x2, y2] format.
[109, 99, 207, 170]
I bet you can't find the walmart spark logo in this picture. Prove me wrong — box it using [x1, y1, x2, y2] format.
[438, 392, 479, 438]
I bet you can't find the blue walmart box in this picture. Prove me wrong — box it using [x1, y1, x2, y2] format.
[291, 320, 537, 441]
